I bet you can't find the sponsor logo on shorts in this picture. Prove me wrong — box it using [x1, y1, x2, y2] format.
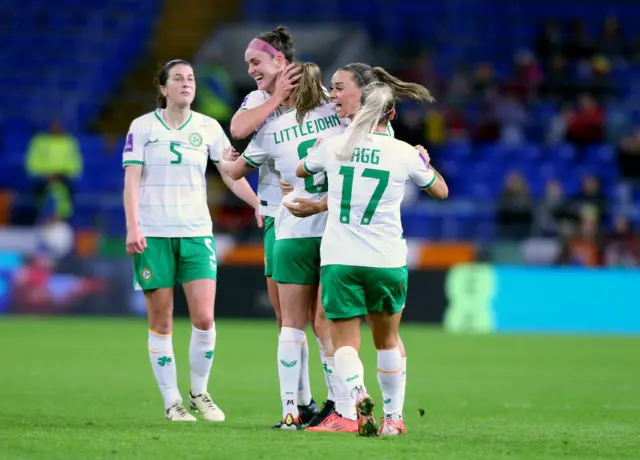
[141, 267, 152, 282]
[189, 132, 203, 147]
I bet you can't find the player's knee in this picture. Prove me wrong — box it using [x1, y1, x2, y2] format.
[150, 319, 173, 335]
[373, 332, 399, 351]
[191, 313, 214, 331]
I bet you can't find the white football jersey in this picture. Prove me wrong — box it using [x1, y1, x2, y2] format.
[243, 103, 345, 239]
[303, 131, 437, 268]
[122, 109, 230, 238]
[238, 90, 286, 217]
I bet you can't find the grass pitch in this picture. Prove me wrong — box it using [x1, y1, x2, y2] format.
[0, 317, 638, 459]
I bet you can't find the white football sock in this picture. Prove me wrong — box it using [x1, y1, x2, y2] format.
[400, 357, 407, 415]
[334, 346, 366, 421]
[148, 329, 181, 409]
[297, 335, 312, 406]
[278, 327, 304, 419]
[324, 357, 337, 402]
[189, 324, 215, 396]
[377, 348, 404, 417]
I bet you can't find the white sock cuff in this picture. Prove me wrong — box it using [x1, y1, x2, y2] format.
[280, 327, 305, 344]
[377, 347, 403, 370]
[325, 356, 335, 367]
[192, 324, 215, 338]
[335, 345, 358, 360]
[149, 329, 172, 347]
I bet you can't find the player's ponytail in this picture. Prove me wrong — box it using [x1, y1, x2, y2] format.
[338, 83, 394, 161]
[294, 62, 330, 124]
[371, 66, 435, 103]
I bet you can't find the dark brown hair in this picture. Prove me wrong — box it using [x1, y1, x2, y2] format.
[256, 25, 295, 62]
[153, 59, 192, 109]
[340, 63, 435, 103]
[294, 62, 330, 123]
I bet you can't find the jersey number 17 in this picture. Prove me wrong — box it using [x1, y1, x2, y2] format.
[339, 166, 389, 226]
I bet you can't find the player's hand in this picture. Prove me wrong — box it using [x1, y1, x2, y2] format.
[273, 63, 301, 102]
[126, 226, 147, 256]
[279, 178, 294, 196]
[414, 144, 431, 168]
[283, 198, 320, 218]
[254, 205, 264, 229]
[222, 146, 240, 162]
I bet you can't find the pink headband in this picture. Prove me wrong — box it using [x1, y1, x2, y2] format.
[247, 38, 286, 61]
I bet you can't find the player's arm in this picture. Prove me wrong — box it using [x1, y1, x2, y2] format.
[230, 65, 300, 139]
[215, 163, 260, 211]
[122, 126, 147, 254]
[218, 153, 256, 181]
[230, 98, 283, 139]
[411, 145, 449, 200]
[295, 138, 326, 178]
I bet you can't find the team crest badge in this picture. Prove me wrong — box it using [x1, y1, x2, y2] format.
[189, 132, 203, 147]
[141, 268, 153, 282]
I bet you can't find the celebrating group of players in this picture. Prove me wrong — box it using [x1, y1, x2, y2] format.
[122, 25, 448, 437]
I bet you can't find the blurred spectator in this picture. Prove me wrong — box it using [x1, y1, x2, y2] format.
[546, 103, 572, 146]
[425, 108, 447, 145]
[604, 216, 640, 266]
[597, 17, 626, 63]
[25, 120, 82, 224]
[442, 107, 468, 142]
[572, 174, 607, 223]
[539, 55, 575, 103]
[496, 172, 534, 240]
[535, 20, 565, 63]
[446, 63, 472, 106]
[566, 94, 604, 149]
[502, 50, 542, 102]
[581, 55, 615, 102]
[473, 103, 500, 143]
[617, 126, 640, 181]
[534, 179, 572, 237]
[402, 52, 444, 96]
[394, 102, 427, 147]
[567, 205, 604, 266]
[565, 20, 596, 62]
[472, 62, 498, 102]
[494, 92, 527, 146]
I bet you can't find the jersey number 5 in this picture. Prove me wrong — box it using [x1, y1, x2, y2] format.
[169, 142, 183, 165]
[297, 139, 328, 194]
[339, 166, 389, 225]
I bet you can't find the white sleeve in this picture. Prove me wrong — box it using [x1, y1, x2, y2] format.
[122, 119, 146, 167]
[207, 120, 231, 163]
[241, 128, 272, 167]
[238, 91, 267, 111]
[303, 142, 329, 174]
[407, 149, 437, 189]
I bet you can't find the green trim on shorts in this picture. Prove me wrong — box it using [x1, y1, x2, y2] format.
[272, 237, 321, 285]
[133, 236, 217, 291]
[263, 216, 276, 277]
[321, 264, 408, 319]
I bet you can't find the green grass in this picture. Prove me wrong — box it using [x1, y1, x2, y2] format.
[0, 317, 638, 460]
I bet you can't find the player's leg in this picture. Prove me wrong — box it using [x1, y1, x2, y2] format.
[307, 292, 338, 427]
[178, 237, 225, 422]
[135, 238, 194, 421]
[307, 265, 366, 433]
[264, 217, 282, 329]
[272, 237, 321, 430]
[366, 266, 408, 436]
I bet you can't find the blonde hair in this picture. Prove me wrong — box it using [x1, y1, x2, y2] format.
[338, 83, 395, 161]
[294, 62, 330, 124]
